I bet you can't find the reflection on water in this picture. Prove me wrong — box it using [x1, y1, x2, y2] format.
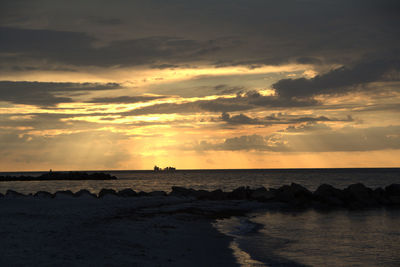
[216, 209, 400, 267]
[1, 168, 399, 194]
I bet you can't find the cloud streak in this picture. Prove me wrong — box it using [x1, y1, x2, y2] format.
[0, 81, 121, 106]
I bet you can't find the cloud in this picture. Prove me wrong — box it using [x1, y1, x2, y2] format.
[87, 95, 166, 104]
[220, 112, 262, 125]
[0, 81, 121, 106]
[87, 16, 123, 26]
[213, 84, 244, 95]
[283, 123, 332, 132]
[0, 27, 236, 68]
[2, 1, 399, 69]
[220, 112, 353, 126]
[195, 134, 272, 151]
[0, 128, 131, 169]
[273, 60, 400, 98]
[194, 125, 400, 152]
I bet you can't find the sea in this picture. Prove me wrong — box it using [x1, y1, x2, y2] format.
[1, 168, 400, 266]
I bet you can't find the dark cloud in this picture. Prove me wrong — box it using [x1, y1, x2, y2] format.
[87, 16, 123, 26]
[220, 113, 261, 125]
[0, 27, 236, 67]
[220, 112, 353, 126]
[0, 81, 121, 106]
[213, 84, 244, 95]
[283, 123, 332, 133]
[273, 60, 400, 98]
[1, 1, 399, 68]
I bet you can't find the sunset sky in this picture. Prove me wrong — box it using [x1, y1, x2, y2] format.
[0, 0, 399, 171]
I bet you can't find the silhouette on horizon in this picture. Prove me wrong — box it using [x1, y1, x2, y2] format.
[154, 165, 176, 172]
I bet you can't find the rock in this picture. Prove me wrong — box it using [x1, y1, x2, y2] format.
[206, 189, 227, 200]
[6, 190, 26, 198]
[385, 184, 400, 205]
[75, 189, 97, 198]
[275, 183, 313, 206]
[250, 187, 276, 202]
[148, 191, 167, 197]
[193, 190, 211, 199]
[169, 186, 196, 197]
[343, 183, 376, 208]
[0, 192, 3, 198]
[313, 184, 345, 206]
[228, 186, 251, 200]
[98, 188, 118, 198]
[388, 196, 400, 205]
[34, 191, 54, 198]
[54, 190, 74, 198]
[137, 191, 149, 197]
[372, 188, 391, 205]
[118, 188, 137, 197]
[385, 184, 400, 195]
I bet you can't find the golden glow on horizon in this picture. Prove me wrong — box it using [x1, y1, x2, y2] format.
[0, 63, 315, 85]
[1, 61, 399, 171]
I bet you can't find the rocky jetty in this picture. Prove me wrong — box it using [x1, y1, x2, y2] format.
[2, 183, 400, 209]
[0, 171, 117, 181]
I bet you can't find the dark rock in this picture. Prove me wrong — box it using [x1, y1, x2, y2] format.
[169, 186, 196, 197]
[98, 188, 118, 198]
[313, 184, 345, 206]
[148, 191, 167, 197]
[385, 184, 400, 196]
[385, 184, 400, 195]
[54, 190, 74, 198]
[372, 188, 391, 205]
[343, 183, 377, 208]
[207, 189, 227, 200]
[388, 195, 400, 205]
[0, 192, 3, 198]
[118, 188, 137, 197]
[228, 186, 252, 200]
[6, 190, 26, 197]
[193, 190, 212, 200]
[249, 187, 276, 202]
[275, 183, 313, 206]
[385, 184, 400, 205]
[137, 191, 149, 197]
[34, 191, 54, 198]
[75, 189, 97, 198]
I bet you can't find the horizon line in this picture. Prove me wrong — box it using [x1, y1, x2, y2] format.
[1, 166, 399, 173]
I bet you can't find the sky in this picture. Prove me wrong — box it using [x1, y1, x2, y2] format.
[0, 0, 399, 171]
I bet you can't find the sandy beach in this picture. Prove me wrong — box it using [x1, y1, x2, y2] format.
[0, 195, 267, 266]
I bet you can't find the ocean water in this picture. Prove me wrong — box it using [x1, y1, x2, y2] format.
[215, 209, 400, 266]
[0, 168, 399, 194]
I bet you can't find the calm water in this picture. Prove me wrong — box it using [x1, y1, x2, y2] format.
[216, 209, 400, 266]
[0, 168, 399, 194]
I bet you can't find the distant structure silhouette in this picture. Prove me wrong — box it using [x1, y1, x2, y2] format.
[154, 165, 176, 171]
